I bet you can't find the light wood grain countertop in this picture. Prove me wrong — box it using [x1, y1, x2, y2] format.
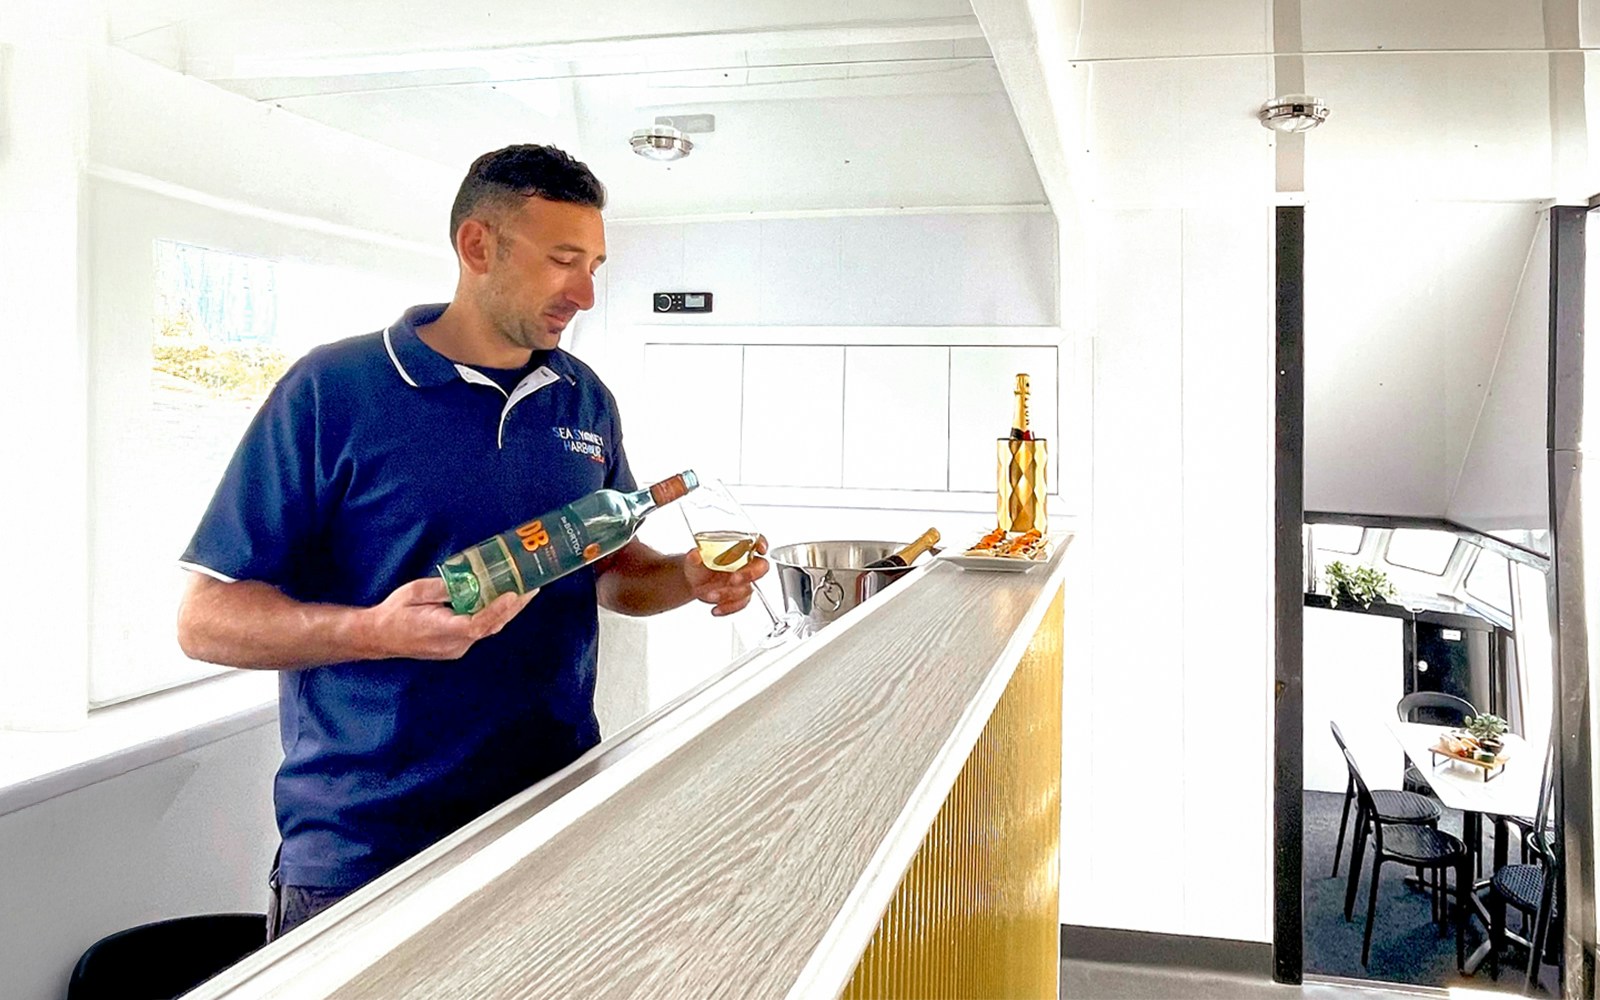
[187, 538, 1074, 1000]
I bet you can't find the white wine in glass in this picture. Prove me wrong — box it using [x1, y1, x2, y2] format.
[694, 530, 759, 573]
[679, 479, 795, 639]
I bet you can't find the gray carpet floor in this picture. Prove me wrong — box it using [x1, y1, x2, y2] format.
[1303, 789, 1556, 993]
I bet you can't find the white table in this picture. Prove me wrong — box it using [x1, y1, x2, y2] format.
[1383, 719, 1544, 974]
[1384, 721, 1541, 819]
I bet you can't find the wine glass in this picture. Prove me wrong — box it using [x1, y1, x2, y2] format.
[679, 478, 797, 641]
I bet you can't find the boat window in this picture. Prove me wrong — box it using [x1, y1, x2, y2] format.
[1383, 528, 1457, 575]
[1464, 549, 1512, 616]
[1309, 524, 1362, 555]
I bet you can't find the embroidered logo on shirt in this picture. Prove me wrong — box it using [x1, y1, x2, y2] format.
[553, 426, 607, 463]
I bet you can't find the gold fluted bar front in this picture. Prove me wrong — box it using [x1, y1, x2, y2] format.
[841, 587, 1064, 1000]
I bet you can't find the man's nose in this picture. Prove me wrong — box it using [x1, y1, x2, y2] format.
[566, 271, 595, 311]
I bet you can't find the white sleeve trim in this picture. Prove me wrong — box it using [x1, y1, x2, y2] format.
[177, 561, 239, 584]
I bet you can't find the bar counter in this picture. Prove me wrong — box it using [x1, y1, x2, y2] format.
[185, 538, 1072, 1000]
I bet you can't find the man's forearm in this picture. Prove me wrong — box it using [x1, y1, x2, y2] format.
[595, 541, 695, 616]
[177, 575, 381, 670]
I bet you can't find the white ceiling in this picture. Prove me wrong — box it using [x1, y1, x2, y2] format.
[108, 0, 1047, 217]
[107, 0, 1600, 213]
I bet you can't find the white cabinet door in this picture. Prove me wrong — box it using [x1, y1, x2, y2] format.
[842, 346, 949, 490]
[636, 344, 744, 485]
[740, 345, 843, 487]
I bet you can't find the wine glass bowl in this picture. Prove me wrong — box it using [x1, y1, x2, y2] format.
[679, 479, 794, 640]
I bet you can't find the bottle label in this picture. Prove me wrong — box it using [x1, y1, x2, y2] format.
[439, 507, 596, 614]
[508, 508, 597, 585]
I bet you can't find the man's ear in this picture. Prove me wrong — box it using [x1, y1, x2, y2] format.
[455, 218, 494, 275]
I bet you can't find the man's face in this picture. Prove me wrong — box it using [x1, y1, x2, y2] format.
[477, 196, 606, 352]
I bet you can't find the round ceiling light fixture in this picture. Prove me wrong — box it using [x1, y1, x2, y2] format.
[630, 124, 693, 161]
[1257, 94, 1330, 133]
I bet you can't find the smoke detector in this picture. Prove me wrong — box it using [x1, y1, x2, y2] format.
[1257, 95, 1329, 133]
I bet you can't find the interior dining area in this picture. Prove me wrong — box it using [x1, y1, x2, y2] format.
[1302, 521, 1557, 990]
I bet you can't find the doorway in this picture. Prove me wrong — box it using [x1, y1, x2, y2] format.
[1272, 204, 1598, 996]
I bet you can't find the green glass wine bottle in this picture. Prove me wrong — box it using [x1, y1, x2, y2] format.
[437, 470, 699, 614]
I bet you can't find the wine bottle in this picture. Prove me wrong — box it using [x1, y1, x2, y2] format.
[865, 527, 941, 569]
[437, 471, 699, 614]
[1008, 373, 1033, 441]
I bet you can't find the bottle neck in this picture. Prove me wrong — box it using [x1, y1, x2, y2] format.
[896, 527, 941, 563]
[631, 470, 699, 518]
[1012, 377, 1030, 436]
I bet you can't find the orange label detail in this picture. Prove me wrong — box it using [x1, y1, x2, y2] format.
[516, 520, 551, 552]
[583, 542, 601, 560]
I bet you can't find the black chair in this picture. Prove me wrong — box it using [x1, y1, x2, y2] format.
[1341, 745, 1470, 969]
[1485, 740, 1559, 993]
[1396, 691, 1478, 727]
[1396, 693, 1477, 791]
[68, 913, 266, 1000]
[1329, 721, 1441, 878]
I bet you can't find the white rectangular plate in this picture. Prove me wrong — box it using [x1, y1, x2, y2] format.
[937, 532, 1071, 573]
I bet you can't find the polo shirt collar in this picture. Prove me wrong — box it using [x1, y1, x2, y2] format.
[382, 303, 581, 390]
[383, 304, 460, 388]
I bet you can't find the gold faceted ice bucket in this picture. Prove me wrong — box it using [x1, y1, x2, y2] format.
[997, 438, 1048, 533]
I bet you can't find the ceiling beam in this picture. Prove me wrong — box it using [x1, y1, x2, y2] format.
[199, 17, 985, 81]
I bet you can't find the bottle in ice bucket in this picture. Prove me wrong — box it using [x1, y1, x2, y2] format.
[998, 374, 1047, 533]
[437, 471, 699, 614]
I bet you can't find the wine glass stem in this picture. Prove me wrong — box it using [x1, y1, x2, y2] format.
[752, 586, 782, 627]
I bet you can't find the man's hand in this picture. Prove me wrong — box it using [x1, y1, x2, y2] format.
[683, 535, 772, 617]
[364, 578, 539, 660]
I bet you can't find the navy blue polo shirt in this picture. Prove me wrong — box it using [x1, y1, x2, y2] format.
[182, 303, 635, 890]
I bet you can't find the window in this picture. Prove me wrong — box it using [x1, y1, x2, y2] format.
[1464, 549, 1512, 616]
[1384, 528, 1458, 575]
[89, 239, 416, 708]
[1311, 524, 1363, 555]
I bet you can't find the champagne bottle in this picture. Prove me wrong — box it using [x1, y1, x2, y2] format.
[1008, 373, 1033, 441]
[865, 527, 941, 569]
[437, 471, 699, 614]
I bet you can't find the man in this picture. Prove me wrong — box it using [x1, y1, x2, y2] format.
[175, 144, 765, 939]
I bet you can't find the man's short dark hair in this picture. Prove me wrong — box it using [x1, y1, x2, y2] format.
[449, 144, 606, 247]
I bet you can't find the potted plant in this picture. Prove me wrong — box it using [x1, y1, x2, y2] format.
[1324, 561, 1397, 610]
[1466, 713, 1509, 757]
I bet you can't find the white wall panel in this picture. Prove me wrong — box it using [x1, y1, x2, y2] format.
[1303, 608, 1406, 794]
[635, 345, 745, 485]
[684, 221, 762, 325]
[741, 345, 844, 487]
[842, 346, 949, 490]
[948, 346, 1060, 492]
[1303, 53, 1552, 200]
[836, 212, 1057, 326]
[757, 218, 844, 325]
[1075, 0, 1270, 59]
[605, 224, 686, 330]
[1178, 205, 1274, 939]
[1082, 55, 1271, 207]
[1301, 0, 1545, 52]
[1448, 215, 1550, 534]
[1086, 207, 1186, 932]
[600, 213, 1056, 330]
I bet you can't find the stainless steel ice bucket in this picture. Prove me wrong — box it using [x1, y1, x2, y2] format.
[769, 540, 929, 632]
